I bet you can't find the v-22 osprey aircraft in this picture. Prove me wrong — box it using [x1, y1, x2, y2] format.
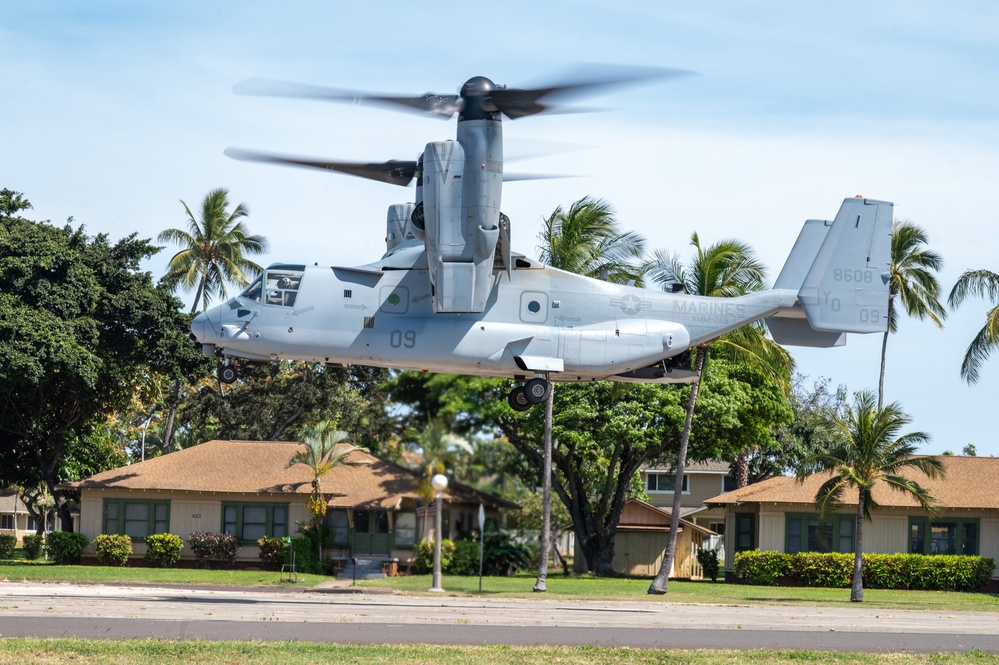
[191, 71, 893, 410]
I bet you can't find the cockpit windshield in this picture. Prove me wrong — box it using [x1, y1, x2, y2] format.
[241, 276, 264, 303]
[264, 270, 303, 307]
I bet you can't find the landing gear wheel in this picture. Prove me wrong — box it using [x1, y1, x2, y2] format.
[507, 387, 532, 412]
[523, 378, 551, 404]
[218, 364, 238, 384]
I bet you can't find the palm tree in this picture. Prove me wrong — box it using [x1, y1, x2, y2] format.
[533, 196, 647, 591]
[647, 234, 792, 594]
[538, 196, 646, 284]
[799, 390, 943, 602]
[158, 188, 269, 314]
[404, 419, 473, 541]
[947, 269, 999, 384]
[879, 221, 946, 408]
[287, 420, 370, 561]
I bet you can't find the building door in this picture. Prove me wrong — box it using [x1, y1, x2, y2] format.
[351, 510, 391, 556]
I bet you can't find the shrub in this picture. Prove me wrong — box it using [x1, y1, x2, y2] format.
[45, 531, 88, 565]
[696, 546, 721, 582]
[187, 531, 239, 569]
[288, 536, 318, 574]
[22, 534, 43, 560]
[483, 532, 533, 576]
[258, 536, 285, 569]
[449, 539, 482, 576]
[94, 534, 132, 566]
[0, 534, 16, 559]
[735, 550, 996, 592]
[734, 550, 791, 585]
[413, 539, 455, 574]
[145, 533, 183, 568]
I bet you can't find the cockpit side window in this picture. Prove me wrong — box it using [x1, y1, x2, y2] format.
[241, 276, 264, 303]
[265, 271, 303, 307]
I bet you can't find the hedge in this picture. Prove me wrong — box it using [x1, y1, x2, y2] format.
[734, 550, 995, 591]
[188, 531, 239, 569]
[0, 534, 16, 559]
[22, 534, 43, 560]
[145, 533, 183, 568]
[94, 534, 132, 566]
[45, 531, 88, 564]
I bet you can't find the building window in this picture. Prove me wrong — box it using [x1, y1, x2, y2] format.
[326, 510, 349, 546]
[103, 499, 169, 540]
[395, 511, 417, 548]
[0, 514, 13, 530]
[785, 514, 855, 553]
[909, 517, 979, 555]
[222, 503, 288, 542]
[708, 522, 726, 536]
[735, 513, 755, 551]
[646, 473, 688, 493]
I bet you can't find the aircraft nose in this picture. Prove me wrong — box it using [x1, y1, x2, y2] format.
[191, 311, 210, 343]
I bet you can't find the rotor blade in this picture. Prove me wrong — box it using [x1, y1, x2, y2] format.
[224, 148, 418, 186]
[492, 65, 693, 119]
[502, 172, 575, 182]
[233, 77, 461, 118]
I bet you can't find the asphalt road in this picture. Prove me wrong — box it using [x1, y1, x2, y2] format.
[1, 582, 997, 653]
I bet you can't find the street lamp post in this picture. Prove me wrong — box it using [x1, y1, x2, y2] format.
[429, 473, 448, 593]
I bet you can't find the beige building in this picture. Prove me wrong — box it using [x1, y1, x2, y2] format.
[641, 460, 733, 538]
[0, 490, 30, 543]
[64, 440, 517, 568]
[704, 455, 999, 584]
[611, 499, 715, 578]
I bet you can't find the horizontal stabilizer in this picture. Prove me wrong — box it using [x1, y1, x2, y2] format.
[767, 318, 846, 348]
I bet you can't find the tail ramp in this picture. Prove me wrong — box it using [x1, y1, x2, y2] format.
[767, 197, 892, 347]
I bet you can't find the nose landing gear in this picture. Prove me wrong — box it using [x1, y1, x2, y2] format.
[217, 361, 238, 384]
[507, 377, 552, 411]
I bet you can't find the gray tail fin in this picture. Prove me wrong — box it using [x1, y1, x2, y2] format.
[767, 197, 892, 347]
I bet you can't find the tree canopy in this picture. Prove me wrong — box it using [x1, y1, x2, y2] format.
[0, 193, 205, 529]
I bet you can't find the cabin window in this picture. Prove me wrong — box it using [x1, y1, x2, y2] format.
[264, 270, 303, 308]
[222, 502, 288, 542]
[646, 472, 688, 493]
[785, 514, 854, 553]
[909, 517, 979, 555]
[103, 499, 169, 540]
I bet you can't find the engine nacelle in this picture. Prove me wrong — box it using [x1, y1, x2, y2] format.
[385, 203, 415, 254]
[421, 137, 501, 313]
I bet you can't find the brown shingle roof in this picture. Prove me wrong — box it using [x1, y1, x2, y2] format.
[63, 440, 517, 511]
[704, 456, 999, 510]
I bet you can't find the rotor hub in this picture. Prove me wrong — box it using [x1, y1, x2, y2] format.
[459, 76, 500, 121]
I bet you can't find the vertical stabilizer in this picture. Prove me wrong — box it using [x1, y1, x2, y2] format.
[798, 198, 893, 333]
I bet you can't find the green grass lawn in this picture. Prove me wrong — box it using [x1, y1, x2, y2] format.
[2, 556, 997, 612]
[0, 640, 994, 665]
[356, 572, 999, 612]
[0, 558, 327, 588]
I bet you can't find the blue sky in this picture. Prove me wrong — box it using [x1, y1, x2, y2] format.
[4, 1, 998, 455]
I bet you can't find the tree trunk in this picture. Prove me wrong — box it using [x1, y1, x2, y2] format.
[852, 488, 866, 602]
[161, 379, 180, 454]
[648, 347, 707, 594]
[533, 384, 555, 592]
[735, 451, 750, 489]
[878, 298, 894, 410]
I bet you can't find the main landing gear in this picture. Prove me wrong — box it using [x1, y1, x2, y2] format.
[507, 377, 552, 412]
